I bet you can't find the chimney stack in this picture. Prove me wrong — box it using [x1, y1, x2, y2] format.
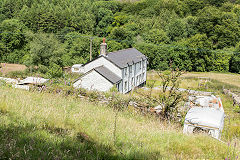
[100, 38, 107, 56]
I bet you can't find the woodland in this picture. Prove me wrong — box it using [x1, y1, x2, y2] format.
[1, 0, 240, 75]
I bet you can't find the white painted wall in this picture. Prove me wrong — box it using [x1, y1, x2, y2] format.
[84, 57, 122, 77]
[73, 70, 113, 92]
[121, 59, 147, 94]
[75, 55, 147, 94]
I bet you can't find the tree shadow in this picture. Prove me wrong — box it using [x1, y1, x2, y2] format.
[0, 123, 164, 159]
[0, 123, 118, 159]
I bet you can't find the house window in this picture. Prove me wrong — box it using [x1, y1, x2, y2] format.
[129, 65, 132, 74]
[124, 68, 127, 76]
[131, 77, 134, 86]
[124, 81, 127, 90]
[136, 76, 139, 84]
[143, 60, 145, 69]
[116, 83, 119, 90]
[139, 62, 142, 69]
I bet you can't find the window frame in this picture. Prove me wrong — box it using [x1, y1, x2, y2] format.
[129, 65, 132, 74]
[124, 68, 127, 76]
[124, 81, 128, 91]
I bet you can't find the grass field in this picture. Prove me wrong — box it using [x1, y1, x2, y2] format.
[0, 86, 238, 159]
[147, 71, 240, 90]
[182, 72, 240, 88]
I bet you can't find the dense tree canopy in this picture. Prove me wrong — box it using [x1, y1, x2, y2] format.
[0, 0, 240, 73]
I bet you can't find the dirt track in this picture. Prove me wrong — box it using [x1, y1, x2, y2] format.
[0, 63, 27, 75]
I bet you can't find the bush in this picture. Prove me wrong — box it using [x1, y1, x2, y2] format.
[6, 70, 29, 79]
[46, 63, 63, 79]
[230, 52, 240, 73]
[38, 65, 48, 74]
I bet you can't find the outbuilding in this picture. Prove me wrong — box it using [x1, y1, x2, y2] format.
[183, 107, 225, 140]
[73, 66, 121, 92]
[71, 64, 84, 74]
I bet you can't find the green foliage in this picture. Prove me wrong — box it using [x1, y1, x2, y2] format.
[6, 70, 29, 79]
[230, 52, 240, 73]
[0, 0, 240, 73]
[0, 19, 27, 62]
[109, 85, 118, 93]
[134, 42, 169, 70]
[179, 34, 215, 72]
[107, 40, 124, 52]
[167, 19, 187, 41]
[63, 32, 91, 66]
[156, 69, 186, 119]
[143, 29, 169, 44]
[46, 63, 63, 79]
[29, 33, 65, 67]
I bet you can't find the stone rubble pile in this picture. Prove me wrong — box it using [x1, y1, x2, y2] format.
[223, 89, 240, 106]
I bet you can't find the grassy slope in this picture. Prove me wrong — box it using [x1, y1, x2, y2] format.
[147, 71, 240, 89]
[182, 72, 240, 88]
[147, 71, 240, 152]
[0, 86, 231, 159]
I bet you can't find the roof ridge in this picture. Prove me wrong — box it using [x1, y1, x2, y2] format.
[94, 65, 104, 69]
[107, 48, 135, 54]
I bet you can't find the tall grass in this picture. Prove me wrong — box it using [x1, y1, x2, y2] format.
[182, 72, 240, 88]
[0, 86, 236, 159]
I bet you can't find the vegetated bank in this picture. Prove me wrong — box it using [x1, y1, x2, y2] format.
[0, 85, 233, 159]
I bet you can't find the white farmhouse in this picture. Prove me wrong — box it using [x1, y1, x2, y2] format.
[73, 39, 147, 94]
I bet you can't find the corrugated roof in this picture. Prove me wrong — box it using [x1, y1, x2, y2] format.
[18, 77, 49, 85]
[185, 107, 224, 129]
[94, 66, 121, 84]
[106, 48, 147, 68]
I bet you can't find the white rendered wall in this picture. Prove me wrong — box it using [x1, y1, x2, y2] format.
[84, 57, 122, 77]
[73, 70, 113, 92]
[121, 59, 147, 94]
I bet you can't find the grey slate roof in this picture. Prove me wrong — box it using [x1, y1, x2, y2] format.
[106, 48, 147, 68]
[94, 66, 121, 84]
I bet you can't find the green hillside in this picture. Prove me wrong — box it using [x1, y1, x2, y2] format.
[0, 86, 233, 159]
[1, 0, 240, 76]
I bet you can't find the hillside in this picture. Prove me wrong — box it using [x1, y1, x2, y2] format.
[0, 86, 233, 159]
[1, 0, 240, 77]
[183, 72, 240, 88]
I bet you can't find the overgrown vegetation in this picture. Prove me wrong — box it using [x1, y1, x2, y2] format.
[0, 85, 238, 159]
[1, 0, 240, 75]
[147, 71, 240, 142]
[137, 69, 187, 120]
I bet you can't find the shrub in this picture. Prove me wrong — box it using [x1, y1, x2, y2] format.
[88, 91, 100, 102]
[110, 86, 118, 92]
[6, 70, 29, 79]
[38, 65, 48, 74]
[46, 63, 63, 79]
